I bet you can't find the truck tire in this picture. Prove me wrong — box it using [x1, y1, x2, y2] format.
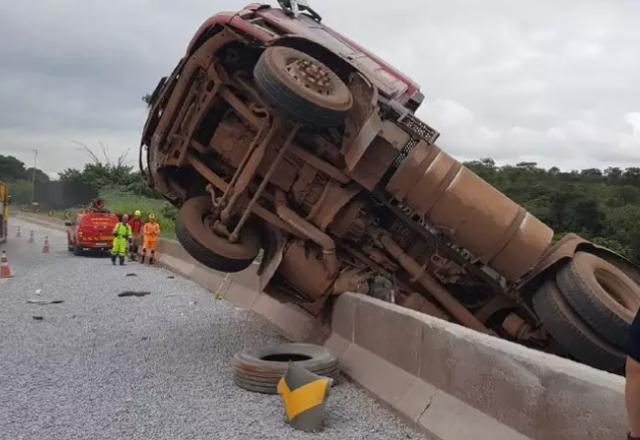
[254, 46, 353, 128]
[532, 280, 625, 373]
[175, 196, 260, 273]
[556, 252, 640, 349]
[232, 343, 339, 394]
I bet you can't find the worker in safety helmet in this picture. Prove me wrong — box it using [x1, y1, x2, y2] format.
[128, 210, 144, 261]
[141, 213, 160, 265]
[111, 213, 132, 266]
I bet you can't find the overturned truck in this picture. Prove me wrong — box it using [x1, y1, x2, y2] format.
[141, 1, 640, 372]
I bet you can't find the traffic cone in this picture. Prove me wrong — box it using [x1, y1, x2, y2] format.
[1, 251, 11, 279]
[42, 236, 50, 254]
[28, 230, 34, 244]
[16, 226, 21, 238]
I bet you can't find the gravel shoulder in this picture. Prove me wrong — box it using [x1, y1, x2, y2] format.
[0, 218, 426, 440]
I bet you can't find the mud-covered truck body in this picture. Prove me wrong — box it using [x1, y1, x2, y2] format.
[141, 1, 640, 372]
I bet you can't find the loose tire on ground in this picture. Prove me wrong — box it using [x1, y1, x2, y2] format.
[556, 251, 640, 349]
[176, 196, 260, 273]
[532, 280, 625, 373]
[232, 343, 340, 394]
[254, 46, 353, 128]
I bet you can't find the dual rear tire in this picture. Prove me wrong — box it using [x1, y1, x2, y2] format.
[533, 252, 640, 373]
[175, 196, 261, 273]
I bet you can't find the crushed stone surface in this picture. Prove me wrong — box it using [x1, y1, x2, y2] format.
[0, 218, 427, 439]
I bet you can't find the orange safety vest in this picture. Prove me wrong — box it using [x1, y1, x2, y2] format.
[143, 221, 160, 239]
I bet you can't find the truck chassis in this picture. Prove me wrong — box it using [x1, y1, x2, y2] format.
[141, 2, 640, 373]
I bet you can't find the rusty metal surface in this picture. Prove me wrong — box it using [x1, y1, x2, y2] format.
[379, 233, 491, 334]
[274, 190, 338, 280]
[139, 3, 640, 365]
[273, 241, 335, 300]
[388, 140, 553, 281]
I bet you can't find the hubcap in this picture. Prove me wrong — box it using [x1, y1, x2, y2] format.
[286, 58, 332, 95]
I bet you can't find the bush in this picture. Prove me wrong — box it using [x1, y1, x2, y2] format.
[9, 180, 33, 204]
[93, 188, 176, 238]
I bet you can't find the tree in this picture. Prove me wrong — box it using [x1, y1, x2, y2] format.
[624, 167, 640, 183]
[9, 180, 33, 204]
[58, 168, 85, 184]
[25, 167, 50, 184]
[0, 155, 27, 182]
[605, 167, 623, 179]
[580, 168, 603, 178]
[604, 205, 640, 262]
[516, 162, 538, 171]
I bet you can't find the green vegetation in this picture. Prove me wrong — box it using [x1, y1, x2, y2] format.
[3, 153, 639, 259]
[0, 154, 49, 204]
[464, 159, 640, 263]
[97, 188, 177, 238]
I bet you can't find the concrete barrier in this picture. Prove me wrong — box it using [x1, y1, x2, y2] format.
[326, 293, 626, 440]
[155, 238, 327, 343]
[14, 212, 67, 231]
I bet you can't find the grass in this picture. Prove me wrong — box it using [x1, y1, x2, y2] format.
[45, 188, 177, 239]
[99, 189, 176, 238]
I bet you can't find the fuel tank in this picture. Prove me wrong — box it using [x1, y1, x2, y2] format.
[386, 140, 553, 281]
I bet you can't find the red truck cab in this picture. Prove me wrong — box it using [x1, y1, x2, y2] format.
[66, 199, 118, 255]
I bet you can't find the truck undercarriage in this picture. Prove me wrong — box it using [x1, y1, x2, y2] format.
[141, 3, 640, 373]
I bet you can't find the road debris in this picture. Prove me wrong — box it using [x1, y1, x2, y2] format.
[27, 299, 64, 305]
[278, 362, 332, 432]
[31, 316, 43, 321]
[125, 273, 138, 277]
[213, 273, 231, 300]
[233, 343, 339, 394]
[117, 291, 151, 298]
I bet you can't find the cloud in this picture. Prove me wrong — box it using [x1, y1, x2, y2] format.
[1, 0, 639, 175]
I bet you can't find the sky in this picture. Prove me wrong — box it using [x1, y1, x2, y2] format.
[1, 0, 639, 178]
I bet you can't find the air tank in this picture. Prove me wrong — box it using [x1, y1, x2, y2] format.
[386, 140, 553, 281]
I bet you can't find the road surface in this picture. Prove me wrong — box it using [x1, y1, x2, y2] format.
[0, 217, 425, 440]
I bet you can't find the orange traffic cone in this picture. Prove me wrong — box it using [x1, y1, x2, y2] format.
[28, 230, 34, 244]
[16, 226, 21, 238]
[43, 236, 50, 254]
[1, 250, 11, 279]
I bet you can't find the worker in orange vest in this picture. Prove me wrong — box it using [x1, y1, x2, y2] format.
[141, 213, 160, 265]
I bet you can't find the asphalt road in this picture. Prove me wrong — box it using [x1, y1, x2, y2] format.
[0, 217, 425, 440]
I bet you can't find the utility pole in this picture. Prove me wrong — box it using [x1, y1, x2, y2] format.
[30, 148, 38, 205]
